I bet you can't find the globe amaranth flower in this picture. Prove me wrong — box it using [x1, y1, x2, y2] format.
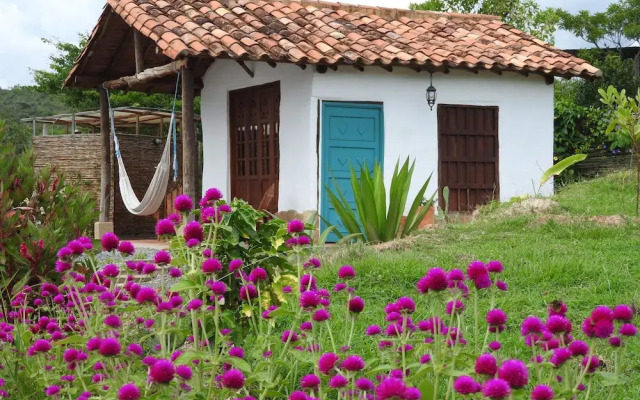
[446, 300, 465, 315]
[609, 336, 622, 347]
[210, 281, 227, 295]
[454, 376, 480, 395]
[338, 265, 356, 280]
[619, 323, 638, 337]
[104, 315, 122, 328]
[98, 338, 121, 357]
[154, 250, 171, 265]
[546, 316, 571, 335]
[281, 330, 298, 343]
[202, 258, 222, 274]
[366, 325, 382, 335]
[482, 379, 511, 399]
[340, 355, 365, 371]
[304, 257, 322, 269]
[229, 347, 244, 359]
[487, 260, 503, 273]
[176, 365, 193, 380]
[582, 356, 599, 373]
[183, 221, 203, 242]
[221, 369, 245, 389]
[568, 340, 589, 356]
[174, 194, 193, 213]
[550, 348, 572, 367]
[496, 281, 508, 291]
[313, 309, 330, 322]
[135, 287, 157, 304]
[475, 353, 498, 376]
[301, 374, 321, 389]
[613, 304, 634, 322]
[348, 296, 365, 313]
[289, 391, 307, 400]
[486, 309, 507, 327]
[228, 259, 243, 272]
[150, 359, 175, 383]
[375, 377, 415, 400]
[521, 316, 544, 336]
[204, 187, 223, 202]
[45, 385, 61, 396]
[318, 353, 340, 375]
[548, 301, 568, 317]
[118, 383, 141, 400]
[395, 297, 415, 313]
[498, 359, 529, 388]
[287, 219, 305, 234]
[249, 267, 268, 283]
[169, 268, 182, 278]
[155, 219, 175, 236]
[240, 284, 258, 301]
[329, 374, 348, 388]
[591, 306, 614, 322]
[127, 343, 143, 357]
[101, 232, 119, 251]
[531, 385, 554, 400]
[117, 241, 135, 255]
[417, 267, 448, 293]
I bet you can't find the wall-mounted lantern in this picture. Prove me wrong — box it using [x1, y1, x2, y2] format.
[426, 73, 437, 111]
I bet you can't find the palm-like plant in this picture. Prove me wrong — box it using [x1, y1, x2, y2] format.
[325, 157, 435, 243]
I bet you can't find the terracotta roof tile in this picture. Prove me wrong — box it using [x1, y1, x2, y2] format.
[96, 0, 600, 79]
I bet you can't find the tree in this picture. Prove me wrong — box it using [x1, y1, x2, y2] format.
[557, 0, 640, 76]
[410, 0, 559, 43]
[32, 36, 190, 113]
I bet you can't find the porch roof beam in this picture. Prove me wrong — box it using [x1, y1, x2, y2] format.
[102, 59, 189, 90]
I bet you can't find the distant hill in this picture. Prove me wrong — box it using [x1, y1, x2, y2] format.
[0, 86, 69, 122]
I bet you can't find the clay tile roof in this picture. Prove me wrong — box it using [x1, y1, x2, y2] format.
[94, 0, 601, 78]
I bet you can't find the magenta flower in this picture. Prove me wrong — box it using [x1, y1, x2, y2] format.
[155, 219, 175, 236]
[32, 339, 51, 353]
[221, 369, 245, 389]
[210, 281, 227, 295]
[318, 353, 339, 375]
[418, 267, 448, 293]
[498, 359, 529, 388]
[486, 309, 507, 326]
[101, 232, 119, 251]
[301, 374, 321, 388]
[454, 375, 480, 395]
[169, 268, 182, 278]
[446, 300, 465, 315]
[340, 355, 365, 371]
[86, 337, 102, 352]
[313, 309, 330, 322]
[117, 241, 135, 255]
[375, 377, 408, 400]
[591, 306, 614, 322]
[487, 260, 503, 273]
[521, 316, 544, 336]
[366, 325, 382, 335]
[174, 194, 193, 213]
[202, 258, 222, 274]
[149, 359, 175, 383]
[118, 383, 141, 400]
[619, 323, 637, 336]
[613, 304, 634, 322]
[582, 356, 599, 373]
[467, 260, 487, 279]
[348, 296, 365, 313]
[329, 375, 348, 388]
[289, 391, 307, 400]
[475, 353, 497, 376]
[127, 343, 144, 357]
[187, 299, 203, 311]
[489, 341, 501, 351]
[45, 385, 61, 396]
[135, 287, 157, 304]
[287, 219, 305, 233]
[229, 259, 243, 271]
[338, 265, 356, 280]
[482, 379, 511, 399]
[240, 284, 258, 301]
[569, 340, 589, 356]
[104, 315, 122, 328]
[229, 347, 244, 358]
[281, 330, 298, 343]
[531, 385, 554, 400]
[395, 297, 415, 313]
[300, 291, 320, 310]
[249, 268, 268, 282]
[204, 187, 223, 201]
[546, 316, 571, 335]
[496, 280, 508, 291]
[154, 250, 171, 265]
[98, 338, 121, 357]
[183, 221, 203, 242]
[176, 365, 193, 380]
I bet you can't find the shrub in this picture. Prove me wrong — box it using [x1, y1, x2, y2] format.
[0, 188, 634, 399]
[0, 123, 96, 287]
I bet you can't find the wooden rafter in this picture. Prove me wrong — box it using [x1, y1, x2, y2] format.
[103, 59, 189, 90]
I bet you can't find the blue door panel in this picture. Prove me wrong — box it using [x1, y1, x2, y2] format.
[321, 102, 384, 242]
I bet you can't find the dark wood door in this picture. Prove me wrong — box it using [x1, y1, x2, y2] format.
[229, 82, 280, 212]
[438, 105, 499, 212]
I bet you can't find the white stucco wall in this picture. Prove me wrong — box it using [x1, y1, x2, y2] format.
[201, 60, 554, 214]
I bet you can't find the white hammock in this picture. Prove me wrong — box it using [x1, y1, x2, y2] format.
[106, 75, 179, 216]
[112, 115, 174, 216]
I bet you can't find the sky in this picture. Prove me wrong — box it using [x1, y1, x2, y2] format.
[0, 0, 616, 89]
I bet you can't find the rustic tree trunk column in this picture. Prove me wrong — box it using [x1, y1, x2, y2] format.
[181, 61, 197, 202]
[95, 87, 114, 238]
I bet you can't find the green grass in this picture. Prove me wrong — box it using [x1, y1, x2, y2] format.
[313, 170, 640, 398]
[555, 169, 638, 216]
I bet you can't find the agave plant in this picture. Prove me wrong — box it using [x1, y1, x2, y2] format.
[325, 157, 435, 243]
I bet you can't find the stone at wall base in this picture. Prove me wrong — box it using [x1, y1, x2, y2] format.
[94, 221, 114, 239]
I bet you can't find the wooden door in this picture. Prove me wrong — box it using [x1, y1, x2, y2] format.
[229, 82, 280, 212]
[321, 102, 384, 242]
[438, 105, 499, 212]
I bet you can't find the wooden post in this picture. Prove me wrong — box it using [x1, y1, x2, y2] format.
[32, 119, 36, 136]
[133, 31, 145, 74]
[181, 60, 197, 202]
[99, 87, 112, 223]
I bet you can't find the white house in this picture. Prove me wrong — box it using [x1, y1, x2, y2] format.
[65, 0, 600, 236]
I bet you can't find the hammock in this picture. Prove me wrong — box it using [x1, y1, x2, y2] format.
[105, 74, 180, 216]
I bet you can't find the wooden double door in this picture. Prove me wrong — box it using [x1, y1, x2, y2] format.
[229, 82, 280, 212]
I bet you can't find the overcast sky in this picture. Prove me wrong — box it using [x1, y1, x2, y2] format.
[0, 0, 616, 89]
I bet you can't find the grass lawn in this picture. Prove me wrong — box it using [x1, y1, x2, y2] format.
[314, 169, 640, 398]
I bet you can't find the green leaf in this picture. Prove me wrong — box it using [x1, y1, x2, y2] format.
[221, 356, 252, 373]
[540, 154, 587, 185]
[169, 279, 199, 292]
[53, 335, 85, 346]
[418, 379, 435, 400]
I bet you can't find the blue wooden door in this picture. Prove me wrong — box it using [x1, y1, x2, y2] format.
[321, 102, 384, 242]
